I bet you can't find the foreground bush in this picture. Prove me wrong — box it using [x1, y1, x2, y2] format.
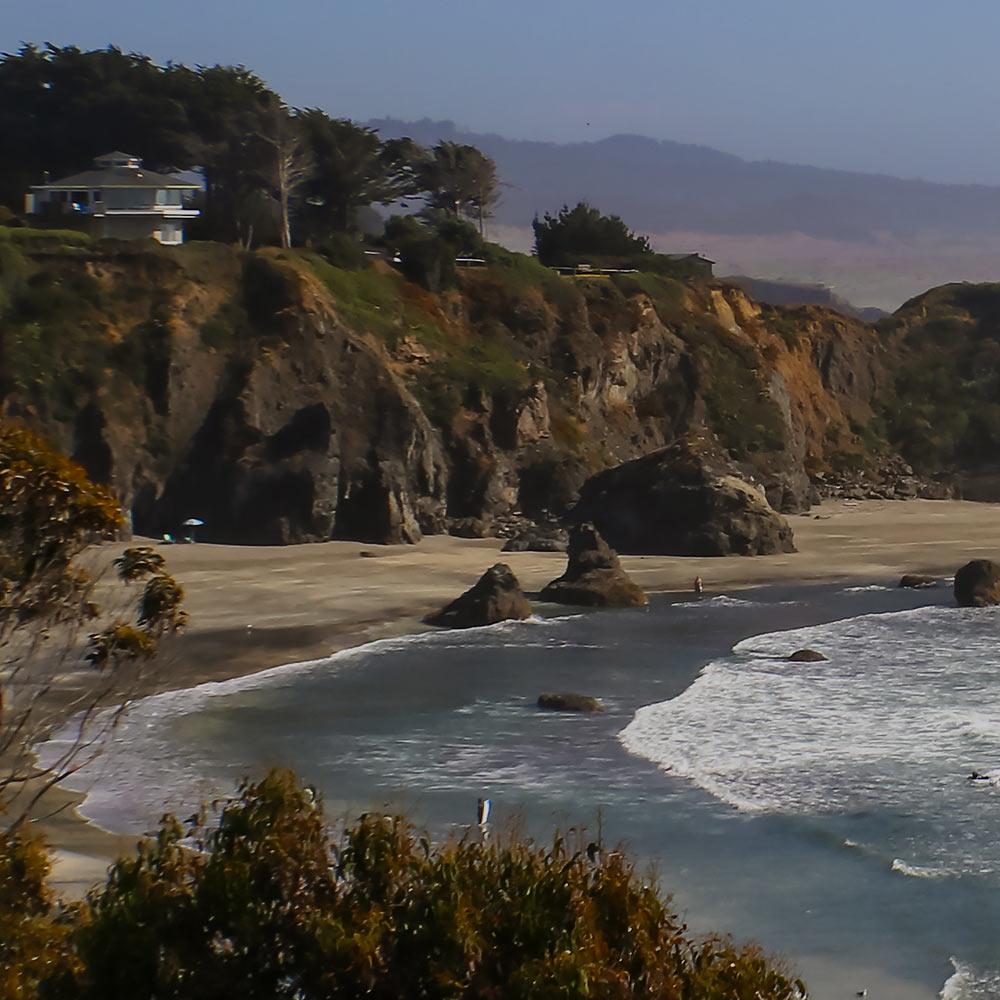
[45, 769, 807, 999]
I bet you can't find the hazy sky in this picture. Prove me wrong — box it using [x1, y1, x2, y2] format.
[4, 0, 998, 186]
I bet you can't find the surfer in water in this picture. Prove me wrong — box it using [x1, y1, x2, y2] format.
[968, 771, 990, 782]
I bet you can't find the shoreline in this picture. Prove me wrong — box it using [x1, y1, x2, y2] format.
[29, 497, 1000, 896]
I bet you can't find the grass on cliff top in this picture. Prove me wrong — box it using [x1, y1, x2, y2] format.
[0, 226, 92, 249]
[301, 250, 532, 427]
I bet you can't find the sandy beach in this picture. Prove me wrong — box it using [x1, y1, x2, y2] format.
[23, 497, 1000, 896]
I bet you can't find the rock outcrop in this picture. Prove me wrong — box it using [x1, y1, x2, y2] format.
[16, 240, 998, 549]
[502, 525, 568, 552]
[572, 440, 796, 556]
[899, 574, 937, 589]
[539, 524, 647, 608]
[954, 559, 1000, 607]
[424, 563, 532, 628]
[536, 692, 604, 713]
[787, 649, 828, 662]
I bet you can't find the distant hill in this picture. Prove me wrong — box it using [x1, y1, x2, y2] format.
[369, 119, 1000, 311]
[369, 118, 1000, 242]
[722, 276, 888, 322]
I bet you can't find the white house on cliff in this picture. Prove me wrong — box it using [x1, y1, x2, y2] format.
[25, 152, 200, 245]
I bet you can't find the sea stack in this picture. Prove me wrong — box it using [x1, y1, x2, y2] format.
[539, 523, 647, 608]
[424, 563, 533, 628]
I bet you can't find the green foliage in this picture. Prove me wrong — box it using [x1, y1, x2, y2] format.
[683, 323, 786, 458]
[62, 768, 807, 1000]
[612, 272, 688, 325]
[305, 250, 419, 343]
[878, 283, 1000, 472]
[411, 333, 529, 428]
[420, 141, 499, 230]
[298, 111, 423, 237]
[0, 426, 186, 824]
[0, 46, 501, 249]
[0, 825, 80, 997]
[533, 202, 652, 267]
[317, 232, 368, 271]
[0, 227, 91, 250]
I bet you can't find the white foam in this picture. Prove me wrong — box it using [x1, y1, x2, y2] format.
[940, 959, 1000, 1000]
[41, 614, 579, 832]
[891, 858, 954, 879]
[843, 584, 893, 592]
[672, 595, 762, 609]
[621, 604, 1000, 877]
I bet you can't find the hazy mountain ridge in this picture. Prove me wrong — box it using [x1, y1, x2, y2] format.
[370, 118, 1000, 242]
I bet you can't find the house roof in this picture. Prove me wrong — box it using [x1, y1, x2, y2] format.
[34, 165, 200, 191]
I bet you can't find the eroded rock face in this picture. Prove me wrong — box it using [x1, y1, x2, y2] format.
[954, 560, 1000, 607]
[572, 441, 796, 556]
[424, 562, 532, 628]
[539, 523, 647, 607]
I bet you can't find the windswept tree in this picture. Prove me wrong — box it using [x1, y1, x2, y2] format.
[0, 424, 187, 831]
[250, 101, 313, 249]
[175, 63, 281, 245]
[533, 201, 652, 266]
[298, 112, 425, 236]
[421, 141, 499, 235]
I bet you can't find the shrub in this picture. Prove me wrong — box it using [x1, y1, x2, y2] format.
[63, 768, 808, 1000]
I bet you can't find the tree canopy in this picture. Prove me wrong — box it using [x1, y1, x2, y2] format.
[533, 201, 652, 267]
[1, 767, 808, 999]
[0, 45, 501, 249]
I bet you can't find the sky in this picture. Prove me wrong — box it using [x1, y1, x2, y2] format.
[4, 0, 999, 186]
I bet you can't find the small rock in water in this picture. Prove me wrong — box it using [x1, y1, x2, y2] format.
[899, 574, 937, 589]
[787, 648, 828, 662]
[537, 692, 604, 713]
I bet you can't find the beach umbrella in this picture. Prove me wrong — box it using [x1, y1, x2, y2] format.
[182, 517, 205, 542]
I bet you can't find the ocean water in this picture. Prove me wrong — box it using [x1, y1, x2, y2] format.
[49, 582, 1000, 998]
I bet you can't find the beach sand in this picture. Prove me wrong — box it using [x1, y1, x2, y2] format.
[22, 497, 1000, 900]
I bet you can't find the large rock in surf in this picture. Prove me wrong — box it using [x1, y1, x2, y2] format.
[787, 648, 828, 662]
[954, 559, 1000, 607]
[537, 692, 604, 713]
[424, 563, 532, 628]
[571, 441, 796, 556]
[539, 523, 647, 608]
[899, 574, 937, 589]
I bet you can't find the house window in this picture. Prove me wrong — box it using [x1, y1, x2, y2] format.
[93, 190, 102, 202]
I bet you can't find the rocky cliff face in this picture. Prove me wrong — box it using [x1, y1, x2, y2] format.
[0, 239, 898, 544]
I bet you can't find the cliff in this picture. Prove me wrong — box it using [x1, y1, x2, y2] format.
[0, 233, 909, 545]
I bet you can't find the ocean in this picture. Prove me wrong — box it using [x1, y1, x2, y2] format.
[49, 582, 1000, 999]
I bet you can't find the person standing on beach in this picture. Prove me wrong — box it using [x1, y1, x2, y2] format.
[693, 576, 704, 596]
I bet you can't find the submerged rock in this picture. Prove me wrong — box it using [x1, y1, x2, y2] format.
[424, 563, 532, 628]
[787, 648, 828, 662]
[571, 441, 796, 556]
[539, 523, 647, 608]
[899, 574, 937, 589]
[954, 559, 1000, 607]
[536, 692, 604, 713]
